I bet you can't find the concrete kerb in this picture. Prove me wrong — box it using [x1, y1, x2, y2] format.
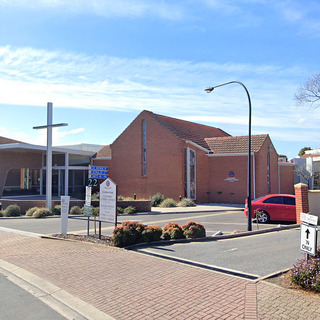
[0, 259, 114, 320]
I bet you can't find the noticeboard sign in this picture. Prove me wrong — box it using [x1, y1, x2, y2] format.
[99, 178, 117, 224]
[89, 166, 108, 179]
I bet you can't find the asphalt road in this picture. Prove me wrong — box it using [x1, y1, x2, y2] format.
[0, 273, 66, 320]
[135, 228, 305, 279]
[0, 208, 288, 237]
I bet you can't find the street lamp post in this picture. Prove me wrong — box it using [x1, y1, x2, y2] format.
[205, 81, 252, 231]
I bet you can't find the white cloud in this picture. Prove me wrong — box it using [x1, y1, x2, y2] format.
[0, 45, 313, 141]
[0, 0, 184, 20]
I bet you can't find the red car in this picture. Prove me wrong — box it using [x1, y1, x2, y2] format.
[244, 194, 296, 223]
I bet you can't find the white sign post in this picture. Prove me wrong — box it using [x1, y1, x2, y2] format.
[300, 223, 318, 256]
[61, 196, 70, 235]
[300, 212, 318, 258]
[99, 178, 117, 225]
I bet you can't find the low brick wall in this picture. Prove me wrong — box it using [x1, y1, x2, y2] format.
[0, 199, 151, 213]
[116, 200, 151, 212]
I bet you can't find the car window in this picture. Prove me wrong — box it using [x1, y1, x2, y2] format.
[263, 196, 283, 204]
[283, 196, 295, 205]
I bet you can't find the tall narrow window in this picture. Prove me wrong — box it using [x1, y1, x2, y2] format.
[142, 120, 147, 176]
[185, 147, 196, 200]
[267, 151, 271, 193]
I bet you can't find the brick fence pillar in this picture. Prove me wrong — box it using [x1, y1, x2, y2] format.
[294, 183, 309, 224]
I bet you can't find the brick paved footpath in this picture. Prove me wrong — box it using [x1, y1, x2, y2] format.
[0, 231, 319, 320]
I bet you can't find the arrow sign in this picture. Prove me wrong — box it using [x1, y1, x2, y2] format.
[305, 228, 310, 240]
[300, 223, 318, 256]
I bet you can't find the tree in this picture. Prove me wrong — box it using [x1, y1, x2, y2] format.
[298, 147, 311, 156]
[295, 73, 320, 108]
[278, 154, 288, 161]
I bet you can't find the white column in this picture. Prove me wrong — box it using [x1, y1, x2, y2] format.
[64, 152, 69, 196]
[46, 102, 53, 210]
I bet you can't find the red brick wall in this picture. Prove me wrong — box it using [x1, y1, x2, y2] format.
[279, 164, 295, 194]
[208, 155, 248, 204]
[254, 138, 279, 197]
[294, 183, 309, 223]
[110, 111, 185, 201]
[0, 150, 42, 197]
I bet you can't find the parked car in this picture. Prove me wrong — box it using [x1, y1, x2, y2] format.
[244, 194, 296, 223]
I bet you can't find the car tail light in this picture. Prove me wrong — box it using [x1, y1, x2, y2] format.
[245, 198, 247, 208]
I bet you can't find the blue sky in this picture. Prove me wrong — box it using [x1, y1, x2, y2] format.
[0, 0, 320, 159]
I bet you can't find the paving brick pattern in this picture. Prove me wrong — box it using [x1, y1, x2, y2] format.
[0, 231, 319, 319]
[257, 281, 320, 320]
[0, 232, 247, 319]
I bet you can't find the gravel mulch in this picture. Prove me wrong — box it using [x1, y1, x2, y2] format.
[50, 233, 114, 246]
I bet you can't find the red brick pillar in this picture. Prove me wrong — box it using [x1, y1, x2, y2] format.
[294, 183, 309, 224]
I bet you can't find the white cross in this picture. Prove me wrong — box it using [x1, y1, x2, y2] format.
[33, 102, 68, 210]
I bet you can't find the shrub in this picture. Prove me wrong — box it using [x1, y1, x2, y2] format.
[52, 205, 61, 215]
[159, 198, 177, 208]
[91, 192, 100, 200]
[181, 221, 206, 239]
[290, 249, 320, 292]
[0, 210, 3, 217]
[117, 206, 124, 214]
[26, 207, 40, 217]
[112, 221, 145, 247]
[178, 198, 196, 207]
[142, 225, 163, 242]
[117, 195, 124, 201]
[33, 208, 52, 218]
[4, 204, 21, 217]
[69, 206, 82, 215]
[123, 206, 136, 214]
[163, 222, 184, 240]
[151, 193, 165, 207]
[92, 207, 99, 216]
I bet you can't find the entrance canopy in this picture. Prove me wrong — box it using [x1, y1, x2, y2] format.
[0, 141, 103, 198]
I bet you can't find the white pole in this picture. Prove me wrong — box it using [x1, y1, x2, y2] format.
[64, 152, 69, 196]
[46, 102, 53, 210]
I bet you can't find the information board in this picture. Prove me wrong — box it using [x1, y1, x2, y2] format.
[61, 196, 70, 235]
[99, 178, 117, 224]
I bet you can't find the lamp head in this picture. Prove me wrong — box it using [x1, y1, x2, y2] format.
[204, 87, 214, 93]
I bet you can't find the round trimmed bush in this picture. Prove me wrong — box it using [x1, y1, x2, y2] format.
[33, 208, 52, 218]
[181, 221, 206, 239]
[151, 193, 165, 207]
[159, 198, 177, 208]
[178, 198, 196, 207]
[4, 204, 21, 217]
[163, 222, 184, 240]
[69, 206, 82, 215]
[142, 225, 162, 242]
[112, 221, 145, 247]
[52, 205, 61, 215]
[26, 207, 40, 217]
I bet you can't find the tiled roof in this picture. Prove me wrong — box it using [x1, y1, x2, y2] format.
[149, 111, 230, 150]
[95, 145, 112, 158]
[0, 136, 23, 145]
[205, 134, 269, 154]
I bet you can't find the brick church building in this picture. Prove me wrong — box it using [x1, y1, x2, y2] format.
[93, 110, 294, 204]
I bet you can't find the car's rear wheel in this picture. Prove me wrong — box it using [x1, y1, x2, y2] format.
[256, 211, 270, 223]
